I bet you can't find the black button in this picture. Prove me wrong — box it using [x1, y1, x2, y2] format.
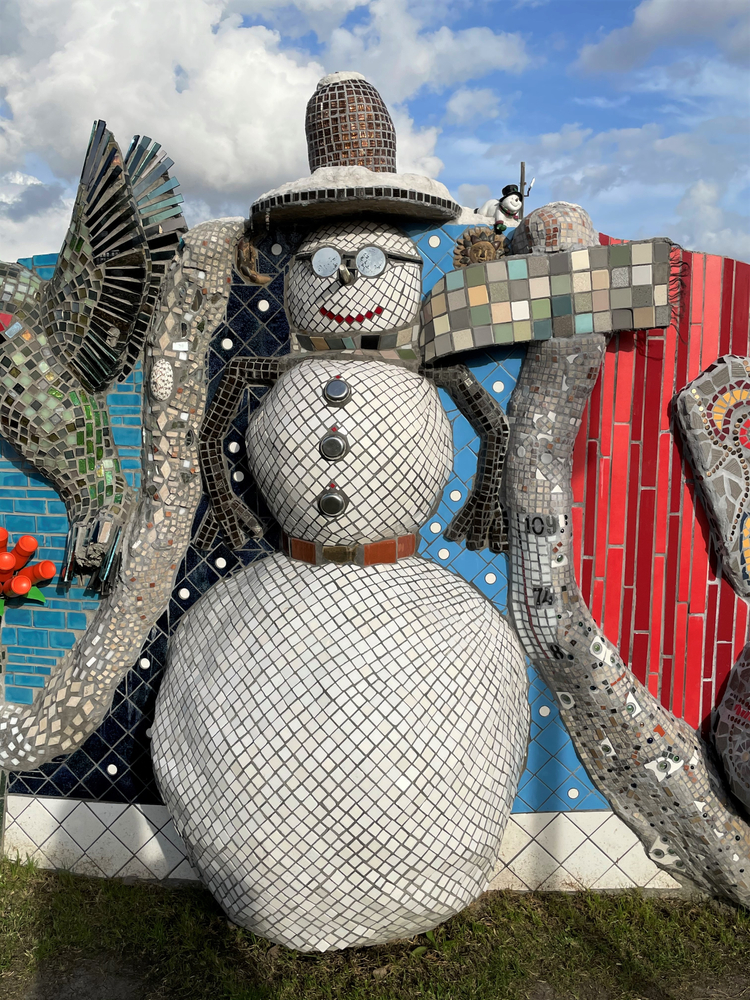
[318, 489, 348, 517]
[319, 432, 348, 460]
[323, 379, 350, 404]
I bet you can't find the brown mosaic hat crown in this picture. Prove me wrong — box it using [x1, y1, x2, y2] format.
[306, 71, 396, 173]
[249, 71, 460, 224]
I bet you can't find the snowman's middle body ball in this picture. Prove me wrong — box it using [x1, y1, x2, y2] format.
[153, 358, 528, 951]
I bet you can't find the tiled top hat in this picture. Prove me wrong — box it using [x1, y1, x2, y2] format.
[250, 71, 459, 225]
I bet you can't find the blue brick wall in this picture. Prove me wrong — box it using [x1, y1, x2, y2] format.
[0, 322, 142, 693]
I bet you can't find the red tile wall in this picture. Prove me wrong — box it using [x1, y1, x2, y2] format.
[572, 244, 750, 732]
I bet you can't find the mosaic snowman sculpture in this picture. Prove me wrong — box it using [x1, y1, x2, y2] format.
[152, 73, 528, 951]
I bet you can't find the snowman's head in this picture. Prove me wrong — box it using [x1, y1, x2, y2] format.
[500, 193, 522, 215]
[285, 220, 422, 338]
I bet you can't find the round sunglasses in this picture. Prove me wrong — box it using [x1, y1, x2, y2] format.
[296, 245, 423, 279]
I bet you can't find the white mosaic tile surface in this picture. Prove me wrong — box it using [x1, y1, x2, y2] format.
[152, 552, 528, 951]
[3, 797, 679, 893]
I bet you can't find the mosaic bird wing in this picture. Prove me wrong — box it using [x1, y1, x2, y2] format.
[41, 121, 186, 393]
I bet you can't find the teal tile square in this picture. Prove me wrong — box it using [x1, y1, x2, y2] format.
[507, 259, 528, 280]
[533, 318, 553, 340]
[445, 270, 465, 291]
[575, 313, 593, 333]
[470, 304, 492, 326]
[551, 294, 572, 316]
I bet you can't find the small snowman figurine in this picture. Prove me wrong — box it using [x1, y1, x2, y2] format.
[476, 184, 524, 233]
[152, 72, 529, 952]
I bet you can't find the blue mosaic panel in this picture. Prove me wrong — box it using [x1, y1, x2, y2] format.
[6, 227, 607, 810]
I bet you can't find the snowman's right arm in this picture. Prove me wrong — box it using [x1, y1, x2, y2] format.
[198, 356, 289, 549]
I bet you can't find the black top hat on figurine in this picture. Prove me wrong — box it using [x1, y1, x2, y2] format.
[501, 184, 521, 200]
[249, 71, 460, 226]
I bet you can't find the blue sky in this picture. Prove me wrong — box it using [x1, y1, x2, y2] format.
[0, 0, 748, 260]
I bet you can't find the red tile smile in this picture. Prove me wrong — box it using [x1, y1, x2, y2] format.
[319, 306, 384, 325]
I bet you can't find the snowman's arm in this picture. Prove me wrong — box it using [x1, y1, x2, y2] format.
[198, 356, 287, 549]
[421, 364, 509, 552]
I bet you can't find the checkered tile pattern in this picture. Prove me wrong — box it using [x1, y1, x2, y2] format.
[247, 357, 452, 544]
[152, 552, 528, 950]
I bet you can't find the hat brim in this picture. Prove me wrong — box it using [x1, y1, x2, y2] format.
[250, 186, 459, 224]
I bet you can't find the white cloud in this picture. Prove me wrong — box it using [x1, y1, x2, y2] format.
[457, 182, 492, 209]
[673, 180, 750, 258]
[0, 0, 536, 259]
[445, 87, 500, 125]
[0, 171, 74, 258]
[572, 96, 629, 110]
[327, 0, 531, 105]
[576, 0, 750, 73]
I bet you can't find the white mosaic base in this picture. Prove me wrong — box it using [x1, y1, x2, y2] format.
[152, 552, 528, 951]
[2, 797, 679, 893]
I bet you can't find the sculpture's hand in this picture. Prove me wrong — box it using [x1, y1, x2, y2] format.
[445, 488, 507, 553]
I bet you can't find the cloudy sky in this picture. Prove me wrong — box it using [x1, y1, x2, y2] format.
[1, 0, 748, 262]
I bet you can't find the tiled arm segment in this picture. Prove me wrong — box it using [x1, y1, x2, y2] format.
[423, 364, 508, 551]
[505, 333, 750, 906]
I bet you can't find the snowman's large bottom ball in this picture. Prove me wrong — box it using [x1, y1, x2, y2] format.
[152, 552, 528, 951]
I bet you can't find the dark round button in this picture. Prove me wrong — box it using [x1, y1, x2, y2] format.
[317, 489, 348, 517]
[319, 432, 348, 460]
[323, 378, 350, 404]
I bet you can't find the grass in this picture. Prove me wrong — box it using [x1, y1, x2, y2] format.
[1, 857, 750, 999]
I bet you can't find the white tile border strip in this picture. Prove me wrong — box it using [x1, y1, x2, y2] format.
[2, 796, 680, 891]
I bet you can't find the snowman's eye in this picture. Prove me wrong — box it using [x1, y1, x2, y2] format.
[355, 246, 387, 278]
[310, 247, 341, 277]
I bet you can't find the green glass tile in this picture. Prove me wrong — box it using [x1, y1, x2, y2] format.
[397, 348, 417, 359]
[76, 431, 84, 446]
[551, 295, 572, 317]
[84, 405, 91, 419]
[47, 387, 64, 400]
[69, 391, 80, 405]
[78, 459, 86, 474]
[470, 304, 492, 326]
[114, 493, 123, 504]
[80, 390, 88, 404]
[86, 440, 93, 455]
[96, 446, 103, 460]
[493, 323, 514, 344]
[96, 430, 102, 444]
[445, 270, 465, 291]
[533, 318, 553, 340]
[105, 486, 113, 498]
[489, 282, 509, 302]
[575, 313, 594, 333]
[532, 298, 551, 319]
[507, 259, 528, 279]
[113, 460, 120, 473]
[465, 265, 487, 287]
[85, 422, 92, 438]
[88, 456, 95, 471]
[105, 469, 113, 485]
[609, 245, 631, 266]
[550, 274, 571, 295]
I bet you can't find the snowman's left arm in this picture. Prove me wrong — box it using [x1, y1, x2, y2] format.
[421, 364, 508, 552]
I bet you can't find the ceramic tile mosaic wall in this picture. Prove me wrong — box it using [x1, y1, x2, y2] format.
[2, 70, 750, 950]
[2, 224, 608, 815]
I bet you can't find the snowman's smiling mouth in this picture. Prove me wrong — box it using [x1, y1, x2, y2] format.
[319, 306, 384, 325]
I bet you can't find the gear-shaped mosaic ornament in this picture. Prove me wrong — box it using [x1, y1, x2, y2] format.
[452, 226, 506, 269]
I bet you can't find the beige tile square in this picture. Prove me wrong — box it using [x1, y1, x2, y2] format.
[491, 301, 512, 324]
[631, 242, 653, 264]
[452, 328, 474, 351]
[572, 271, 592, 292]
[508, 841, 559, 889]
[562, 841, 613, 887]
[513, 320, 532, 341]
[654, 284, 668, 306]
[528, 276, 550, 299]
[592, 289, 609, 312]
[535, 813, 587, 863]
[633, 306, 655, 328]
[571, 249, 590, 270]
[632, 263, 653, 285]
[431, 293, 447, 317]
[497, 818, 533, 865]
[433, 313, 450, 336]
[468, 284, 489, 306]
[591, 269, 610, 289]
